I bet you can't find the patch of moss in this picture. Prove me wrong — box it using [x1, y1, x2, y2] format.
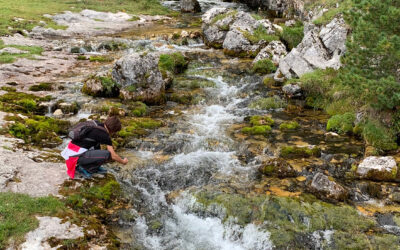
[118, 117, 162, 138]
[0, 90, 50, 114]
[280, 146, 321, 158]
[242, 125, 272, 135]
[252, 59, 277, 74]
[98, 41, 128, 51]
[249, 115, 274, 126]
[326, 112, 355, 134]
[211, 10, 238, 25]
[263, 77, 275, 87]
[158, 52, 189, 75]
[29, 82, 52, 91]
[279, 121, 300, 131]
[129, 101, 147, 117]
[77, 55, 87, 60]
[249, 96, 287, 110]
[173, 78, 216, 89]
[7, 115, 69, 147]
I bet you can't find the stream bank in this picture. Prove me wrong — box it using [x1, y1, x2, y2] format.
[0, 1, 400, 249]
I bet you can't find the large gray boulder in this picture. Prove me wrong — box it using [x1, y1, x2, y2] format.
[202, 8, 279, 57]
[82, 70, 119, 97]
[253, 40, 287, 65]
[310, 173, 348, 202]
[275, 17, 348, 81]
[112, 53, 165, 104]
[356, 156, 398, 181]
[181, 0, 201, 13]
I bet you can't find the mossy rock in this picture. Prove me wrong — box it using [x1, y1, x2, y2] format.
[248, 115, 274, 126]
[249, 96, 287, 110]
[128, 101, 147, 117]
[280, 146, 321, 159]
[0, 90, 50, 114]
[259, 158, 297, 178]
[223, 48, 259, 58]
[29, 82, 52, 91]
[82, 74, 120, 98]
[242, 125, 272, 135]
[279, 121, 300, 131]
[158, 52, 189, 75]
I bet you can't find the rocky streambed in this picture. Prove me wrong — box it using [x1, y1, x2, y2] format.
[1, 1, 400, 249]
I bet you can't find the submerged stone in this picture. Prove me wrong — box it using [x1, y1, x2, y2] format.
[259, 158, 297, 178]
[309, 173, 348, 202]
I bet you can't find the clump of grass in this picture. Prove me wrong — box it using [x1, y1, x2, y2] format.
[279, 22, 304, 50]
[249, 115, 274, 126]
[252, 59, 277, 74]
[326, 112, 355, 134]
[249, 96, 287, 110]
[280, 121, 300, 131]
[242, 25, 280, 44]
[29, 82, 52, 91]
[129, 101, 147, 117]
[362, 120, 397, 151]
[211, 10, 238, 25]
[0, 192, 65, 248]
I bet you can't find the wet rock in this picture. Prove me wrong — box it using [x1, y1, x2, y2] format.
[259, 158, 297, 178]
[282, 83, 302, 98]
[356, 156, 398, 181]
[391, 192, 400, 203]
[309, 173, 348, 201]
[275, 17, 348, 81]
[253, 41, 287, 65]
[181, 0, 201, 13]
[112, 53, 165, 104]
[324, 132, 340, 140]
[53, 109, 63, 118]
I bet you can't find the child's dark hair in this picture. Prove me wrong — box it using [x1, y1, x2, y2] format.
[105, 116, 121, 134]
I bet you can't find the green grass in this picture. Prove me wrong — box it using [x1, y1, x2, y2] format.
[249, 96, 287, 110]
[242, 25, 280, 44]
[0, 192, 65, 248]
[279, 22, 304, 50]
[252, 59, 277, 74]
[0, 0, 174, 35]
[326, 112, 355, 134]
[0, 40, 43, 64]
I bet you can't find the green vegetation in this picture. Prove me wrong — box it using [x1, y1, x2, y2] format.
[279, 121, 300, 131]
[0, 0, 173, 36]
[194, 192, 395, 248]
[7, 115, 69, 147]
[280, 146, 321, 158]
[82, 75, 120, 97]
[0, 89, 51, 114]
[242, 125, 271, 135]
[173, 78, 216, 89]
[158, 53, 188, 75]
[326, 112, 355, 134]
[118, 118, 162, 138]
[77, 55, 87, 60]
[89, 55, 112, 62]
[0, 192, 65, 248]
[252, 59, 276, 74]
[279, 22, 304, 50]
[310, 0, 353, 26]
[29, 82, 52, 91]
[0, 40, 43, 64]
[129, 101, 147, 117]
[242, 25, 280, 44]
[296, 1, 400, 152]
[249, 96, 287, 110]
[249, 115, 274, 126]
[98, 40, 128, 51]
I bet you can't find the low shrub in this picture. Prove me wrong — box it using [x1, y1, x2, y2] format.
[252, 59, 277, 74]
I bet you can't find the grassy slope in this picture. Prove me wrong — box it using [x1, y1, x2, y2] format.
[0, 0, 174, 35]
[0, 192, 65, 248]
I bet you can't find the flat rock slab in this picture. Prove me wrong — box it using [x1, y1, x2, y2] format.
[31, 9, 170, 38]
[21, 216, 84, 250]
[0, 135, 68, 197]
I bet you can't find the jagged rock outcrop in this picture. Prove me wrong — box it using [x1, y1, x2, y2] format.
[181, 0, 201, 13]
[112, 53, 165, 104]
[310, 173, 348, 202]
[253, 40, 287, 65]
[275, 17, 348, 81]
[202, 7, 279, 57]
[356, 156, 398, 181]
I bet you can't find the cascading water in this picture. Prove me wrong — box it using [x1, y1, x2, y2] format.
[113, 41, 274, 249]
